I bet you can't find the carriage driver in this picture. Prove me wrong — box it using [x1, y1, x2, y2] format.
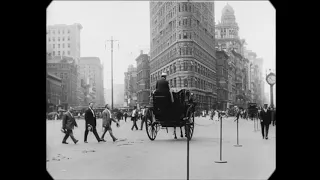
[155, 72, 174, 103]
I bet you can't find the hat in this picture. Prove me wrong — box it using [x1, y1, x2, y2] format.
[161, 72, 167, 77]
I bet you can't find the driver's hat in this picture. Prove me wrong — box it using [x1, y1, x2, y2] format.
[161, 72, 167, 77]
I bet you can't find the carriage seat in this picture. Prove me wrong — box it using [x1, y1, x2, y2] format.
[152, 90, 172, 119]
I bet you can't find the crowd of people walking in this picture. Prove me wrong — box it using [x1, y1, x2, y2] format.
[59, 102, 149, 145]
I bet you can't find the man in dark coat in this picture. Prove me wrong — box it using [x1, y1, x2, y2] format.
[62, 107, 79, 144]
[259, 104, 272, 139]
[156, 72, 174, 103]
[84, 102, 102, 143]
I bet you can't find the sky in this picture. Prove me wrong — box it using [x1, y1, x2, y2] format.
[47, 1, 275, 105]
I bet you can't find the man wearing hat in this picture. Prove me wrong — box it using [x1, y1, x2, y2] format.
[84, 102, 103, 143]
[101, 104, 119, 142]
[61, 106, 79, 144]
[131, 106, 139, 130]
[156, 72, 174, 103]
[259, 104, 272, 139]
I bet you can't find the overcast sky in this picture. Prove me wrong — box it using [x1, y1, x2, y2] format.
[47, 1, 275, 104]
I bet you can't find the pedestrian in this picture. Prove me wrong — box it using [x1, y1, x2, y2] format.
[259, 104, 272, 139]
[61, 107, 79, 144]
[273, 108, 276, 126]
[131, 106, 139, 131]
[124, 111, 128, 122]
[84, 102, 103, 143]
[234, 108, 241, 122]
[140, 106, 147, 130]
[210, 109, 214, 120]
[116, 110, 122, 121]
[101, 104, 119, 142]
[213, 109, 219, 123]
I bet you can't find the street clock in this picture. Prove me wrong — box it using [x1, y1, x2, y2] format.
[266, 72, 276, 85]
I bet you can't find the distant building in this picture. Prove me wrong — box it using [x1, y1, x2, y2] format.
[79, 57, 105, 107]
[216, 50, 229, 110]
[46, 72, 62, 112]
[136, 50, 150, 107]
[46, 23, 83, 63]
[47, 56, 79, 109]
[124, 65, 137, 108]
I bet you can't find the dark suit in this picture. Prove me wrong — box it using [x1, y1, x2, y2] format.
[259, 108, 272, 139]
[156, 78, 170, 93]
[84, 108, 101, 142]
[62, 112, 78, 143]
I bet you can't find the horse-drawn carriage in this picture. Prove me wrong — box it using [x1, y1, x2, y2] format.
[145, 89, 196, 141]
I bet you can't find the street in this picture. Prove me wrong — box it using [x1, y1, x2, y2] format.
[46, 116, 275, 179]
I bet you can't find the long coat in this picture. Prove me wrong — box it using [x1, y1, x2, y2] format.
[259, 109, 272, 125]
[156, 79, 170, 93]
[85, 108, 97, 127]
[62, 112, 78, 130]
[102, 109, 112, 127]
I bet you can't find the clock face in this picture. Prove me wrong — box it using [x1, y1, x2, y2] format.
[267, 74, 276, 85]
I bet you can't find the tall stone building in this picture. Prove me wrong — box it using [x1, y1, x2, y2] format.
[124, 65, 137, 108]
[215, 3, 255, 108]
[136, 51, 151, 107]
[149, 1, 217, 111]
[46, 23, 83, 63]
[215, 4, 245, 55]
[47, 56, 80, 109]
[215, 50, 229, 110]
[79, 57, 105, 106]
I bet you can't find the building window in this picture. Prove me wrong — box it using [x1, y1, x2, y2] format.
[58, 30, 60, 34]
[68, 37, 70, 41]
[68, 29, 70, 33]
[53, 30, 55, 34]
[58, 51, 60, 55]
[68, 43, 70, 48]
[63, 51, 65, 55]
[48, 38, 51, 42]
[184, 79, 188, 87]
[58, 37, 60, 41]
[68, 51, 70, 55]
[53, 37, 55, 42]
[62, 37, 64, 41]
[183, 32, 187, 39]
[58, 44, 60, 48]
[53, 51, 55, 56]
[53, 44, 55, 48]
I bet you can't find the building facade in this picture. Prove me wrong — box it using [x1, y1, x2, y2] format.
[149, 1, 217, 112]
[47, 23, 83, 63]
[47, 56, 80, 108]
[46, 72, 62, 112]
[136, 51, 151, 107]
[124, 65, 137, 108]
[79, 57, 105, 107]
[215, 50, 229, 110]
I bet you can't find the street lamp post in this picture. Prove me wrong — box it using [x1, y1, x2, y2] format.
[266, 70, 276, 123]
[106, 36, 119, 110]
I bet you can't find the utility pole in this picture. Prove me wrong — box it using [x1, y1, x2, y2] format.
[106, 36, 119, 110]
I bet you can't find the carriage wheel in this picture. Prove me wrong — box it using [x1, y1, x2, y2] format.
[186, 111, 195, 140]
[145, 109, 158, 140]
